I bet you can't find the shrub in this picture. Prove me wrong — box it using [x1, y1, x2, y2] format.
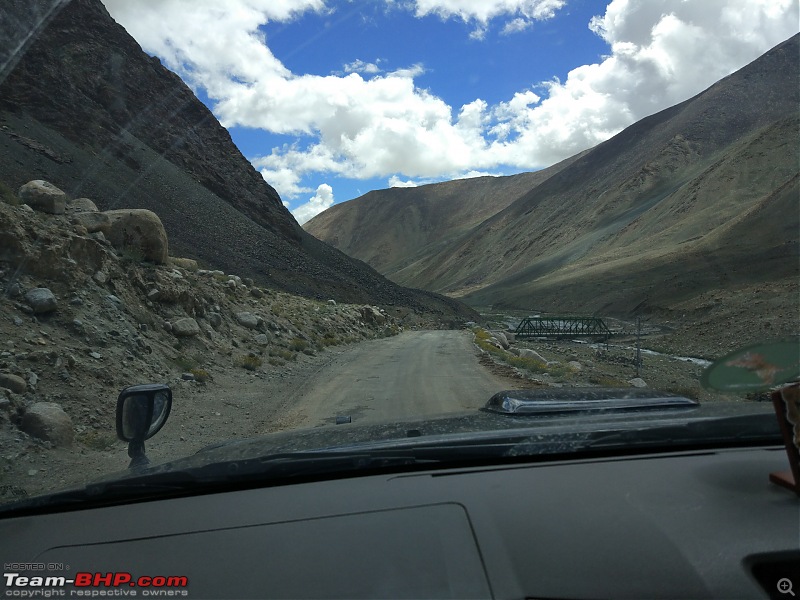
[589, 375, 628, 387]
[270, 348, 296, 362]
[289, 337, 308, 352]
[235, 354, 262, 371]
[172, 353, 203, 371]
[189, 367, 211, 383]
[77, 430, 117, 451]
[321, 335, 339, 346]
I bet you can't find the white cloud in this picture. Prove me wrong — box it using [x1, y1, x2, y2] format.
[344, 59, 383, 74]
[411, 0, 566, 26]
[502, 18, 533, 35]
[388, 176, 419, 188]
[101, 0, 799, 203]
[293, 183, 335, 224]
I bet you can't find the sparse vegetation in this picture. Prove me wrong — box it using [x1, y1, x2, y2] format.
[589, 375, 628, 387]
[289, 337, 308, 352]
[172, 353, 204, 371]
[77, 430, 117, 451]
[189, 367, 211, 383]
[234, 353, 262, 371]
[269, 348, 297, 362]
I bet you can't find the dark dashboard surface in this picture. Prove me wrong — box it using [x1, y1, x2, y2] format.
[1, 445, 798, 599]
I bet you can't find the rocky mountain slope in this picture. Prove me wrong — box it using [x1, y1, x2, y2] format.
[0, 0, 474, 321]
[304, 152, 585, 278]
[0, 185, 438, 500]
[307, 35, 799, 328]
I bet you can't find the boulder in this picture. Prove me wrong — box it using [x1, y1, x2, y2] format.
[171, 317, 200, 337]
[628, 378, 648, 388]
[207, 312, 222, 329]
[18, 180, 66, 214]
[24, 288, 57, 314]
[104, 209, 168, 264]
[235, 312, 260, 329]
[169, 257, 198, 270]
[66, 198, 99, 213]
[360, 306, 386, 324]
[0, 373, 26, 394]
[21, 402, 74, 446]
[493, 331, 510, 349]
[71, 211, 111, 234]
[519, 348, 550, 365]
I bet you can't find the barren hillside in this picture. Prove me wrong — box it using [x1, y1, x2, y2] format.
[0, 0, 474, 321]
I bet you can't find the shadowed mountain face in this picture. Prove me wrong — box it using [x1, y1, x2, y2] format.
[304, 153, 586, 277]
[306, 34, 799, 316]
[0, 0, 475, 319]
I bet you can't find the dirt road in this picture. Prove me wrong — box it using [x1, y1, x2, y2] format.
[3, 330, 513, 499]
[276, 330, 511, 429]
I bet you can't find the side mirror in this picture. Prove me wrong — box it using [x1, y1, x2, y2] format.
[116, 384, 172, 469]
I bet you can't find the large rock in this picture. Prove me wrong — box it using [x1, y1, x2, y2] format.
[24, 288, 57, 314]
[235, 312, 260, 329]
[66, 198, 99, 213]
[71, 211, 111, 234]
[18, 180, 66, 214]
[360, 306, 386, 325]
[171, 317, 200, 337]
[104, 209, 168, 264]
[0, 373, 26, 394]
[492, 331, 510, 349]
[518, 348, 550, 365]
[21, 402, 74, 446]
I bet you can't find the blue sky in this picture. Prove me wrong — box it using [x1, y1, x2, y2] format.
[102, 0, 798, 224]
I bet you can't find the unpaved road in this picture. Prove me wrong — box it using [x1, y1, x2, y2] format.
[278, 330, 513, 428]
[3, 330, 514, 499]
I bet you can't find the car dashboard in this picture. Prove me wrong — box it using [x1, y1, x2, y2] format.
[1, 444, 798, 599]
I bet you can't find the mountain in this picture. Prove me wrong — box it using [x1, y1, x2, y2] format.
[307, 34, 799, 317]
[304, 152, 586, 277]
[0, 0, 474, 321]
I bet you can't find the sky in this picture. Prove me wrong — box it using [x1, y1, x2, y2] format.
[99, 0, 798, 225]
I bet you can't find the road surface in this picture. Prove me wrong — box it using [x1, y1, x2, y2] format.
[282, 329, 512, 428]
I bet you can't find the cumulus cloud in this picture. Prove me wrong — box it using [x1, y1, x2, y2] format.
[292, 183, 335, 224]
[410, 0, 565, 38]
[100, 0, 799, 204]
[388, 176, 419, 188]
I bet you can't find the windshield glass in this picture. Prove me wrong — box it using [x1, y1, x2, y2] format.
[0, 0, 798, 510]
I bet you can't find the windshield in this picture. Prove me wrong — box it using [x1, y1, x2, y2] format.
[0, 0, 798, 511]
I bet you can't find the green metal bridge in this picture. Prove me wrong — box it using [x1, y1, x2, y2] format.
[514, 316, 613, 340]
